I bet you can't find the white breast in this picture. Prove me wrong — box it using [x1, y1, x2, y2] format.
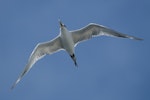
[60, 28, 75, 54]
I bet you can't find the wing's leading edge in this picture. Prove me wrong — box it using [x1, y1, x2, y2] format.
[11, 37, 63, 89]
[71, 23, 143, 46]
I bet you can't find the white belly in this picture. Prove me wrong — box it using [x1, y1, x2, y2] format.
[61, 31, 75, 54]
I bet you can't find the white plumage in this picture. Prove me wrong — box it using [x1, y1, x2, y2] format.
[11, 21, 142, 89]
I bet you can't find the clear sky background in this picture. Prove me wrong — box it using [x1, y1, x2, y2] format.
[0, 0, 150, 100]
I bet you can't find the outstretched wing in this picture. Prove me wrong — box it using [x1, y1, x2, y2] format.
[71, 23, 142, 46]
[11, 36, 63, 89]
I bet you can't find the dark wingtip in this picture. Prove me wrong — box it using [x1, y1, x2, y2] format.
[132, 37, 144, 41]
[10, 83, 16, 90]
[125, 35, 143, 41]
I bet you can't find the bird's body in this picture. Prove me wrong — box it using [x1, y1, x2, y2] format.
[60, 26, 75, 55]
[11, 21, 142, 89]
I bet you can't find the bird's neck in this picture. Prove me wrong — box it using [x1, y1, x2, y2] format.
[60, 27, 69, 36]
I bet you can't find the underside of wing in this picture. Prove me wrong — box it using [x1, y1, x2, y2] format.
[71, 23, 142, 46]
[11, 36, 63, 89]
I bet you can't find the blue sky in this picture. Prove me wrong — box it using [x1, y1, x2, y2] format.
[0, 0, 150, 100]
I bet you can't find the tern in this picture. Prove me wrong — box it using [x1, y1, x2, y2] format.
[11, 20, 142, 89]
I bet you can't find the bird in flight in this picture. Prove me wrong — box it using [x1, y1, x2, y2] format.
[11, 20, 142, 89]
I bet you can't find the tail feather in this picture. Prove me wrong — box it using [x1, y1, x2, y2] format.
[70, 54, 78, 67]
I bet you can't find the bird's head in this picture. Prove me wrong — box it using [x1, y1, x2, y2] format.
[59, 19, 66, 28]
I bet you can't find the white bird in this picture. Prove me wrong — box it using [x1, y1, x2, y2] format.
[11, 20, 142, 89]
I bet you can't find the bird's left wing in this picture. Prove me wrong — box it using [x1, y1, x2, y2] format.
[71, 23, 142, 46]
[11, 36, 63, 89]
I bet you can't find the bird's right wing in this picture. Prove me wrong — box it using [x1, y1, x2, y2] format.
[11, 36, 63, 89]
[71, 23, 142, 46]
